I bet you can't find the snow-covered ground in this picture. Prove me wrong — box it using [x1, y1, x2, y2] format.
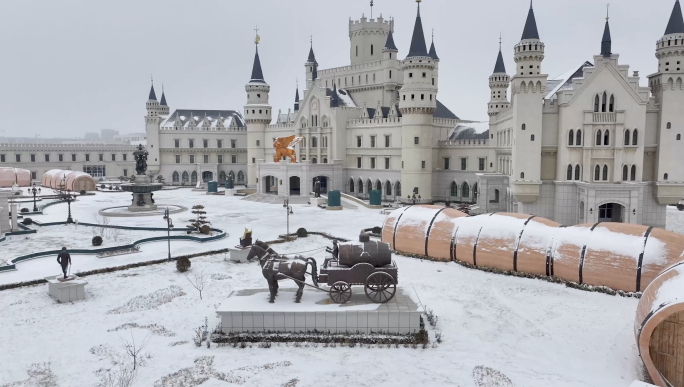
[1, 189, 683, 386]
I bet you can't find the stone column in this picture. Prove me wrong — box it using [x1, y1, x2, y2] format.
[0, 191, 10, 234]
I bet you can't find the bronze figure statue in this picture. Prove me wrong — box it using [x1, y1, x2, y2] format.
[247, 244, 318, 303]
[133, 144, 149, 175]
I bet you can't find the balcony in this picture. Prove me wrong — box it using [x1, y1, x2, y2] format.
[592, 112, 616, 123]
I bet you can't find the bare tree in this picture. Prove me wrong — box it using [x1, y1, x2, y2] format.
[96, 215, 111, 238]
[120, 329, 151, 371]
[110, 228, 122, 242]
[96, 363, 137, 387]
[187, 271, 208, 300]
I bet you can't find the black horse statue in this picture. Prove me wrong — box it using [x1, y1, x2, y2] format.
[247, 244, 318, 303]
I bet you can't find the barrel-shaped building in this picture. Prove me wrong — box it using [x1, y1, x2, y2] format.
[41, 169, 97, 192]
[383, 205, 684, 386]
[0, 167, 31, 188]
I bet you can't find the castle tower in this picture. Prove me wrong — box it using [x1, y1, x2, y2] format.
[245, 38, 272, 188]
[145, 81, 162, 174]
[349, 13, 393, 65]
[398, 0, 437, 201]
[382, 30, 400, 106]
[294, 86, 300, 111]
[510, 1, 547, 204]
[651, 0, 684, 204]
[429, 33, 440, 99]
[488, 41, 511, 118]
[305, 43, 317, 92]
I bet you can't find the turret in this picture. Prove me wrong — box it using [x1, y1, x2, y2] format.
[510, 0, 547, 205]
[349, 14, 393, 65]
[294, 87, 300, 111]
[382, 29, 401, 105]
[305, 43, 318, 91]
[144, 81, 162, 174]
[159, 85, 169, 115]
[650, 0, 684, 204]
[488, 41, 510, 117]
[398, 0, 437, 201]
[245, 38, 272, 188]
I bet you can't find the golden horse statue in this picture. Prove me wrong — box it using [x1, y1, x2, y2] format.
[273, 135, 303, 163]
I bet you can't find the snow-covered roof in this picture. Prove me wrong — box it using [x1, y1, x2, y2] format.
[447, 122, 490, 140]
[546, 61, 594, 100]
[162, 109, 245, 129]
[336, 88, 356, 107]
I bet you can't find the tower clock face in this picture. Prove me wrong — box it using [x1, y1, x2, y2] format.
[312, 101, 318, 112]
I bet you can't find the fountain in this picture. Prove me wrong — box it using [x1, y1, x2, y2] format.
[120, 145, 163, 212]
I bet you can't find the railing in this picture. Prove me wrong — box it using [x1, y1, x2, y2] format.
[593, 113, 617, 123]
[347, 117, 402, 126]
[0, 143, 136, 150]
[439, 139, 490, 147]
[318, 60, 384, 76]
[160, 126, 246, 132]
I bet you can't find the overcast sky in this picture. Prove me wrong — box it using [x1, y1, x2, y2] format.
[0, 0, 679, 138]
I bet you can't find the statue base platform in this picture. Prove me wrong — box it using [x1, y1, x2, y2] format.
[227, 247, 250, 263]
[45, 275, 87, 303]
[216, 287, 423, 334]
[326, 206, 343, 211]
[225, 189, 237, 196]
[127, 193, 158, 212]
[309, 197, 327, 207]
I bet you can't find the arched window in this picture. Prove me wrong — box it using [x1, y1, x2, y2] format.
[631, 165, 637, 181]
[531, 134, 535, 141]
[567, 165, 573, 180]
[385, 181, 392, 196]
[520, 172, 525, 179]
[371, 44, 374, 56]
[632, 129, 638, 145]
[302, 137, 306, 148]
[172, 171, 180, 183]
[311, 137, 318, 148]
[594, 95, 600, 112]
[237, 171, 245, 183]
[312, 157, 317, 164]
[228, 171, 235, 182]
[602, 165, 608, 181]
[575, 165, 581, 181]
[609, 95, 614, 112]
[625, 130, 631, 146]
[678, 134, 682, 141]
[191, 171, 198, 183]
[576, 130, 582, 146]
[395, 182, 401, 197]
[462, 182, 470, 198]
[580, 201, 585, 223]
[450, 182, 458, 197]
[375, 180, 381, 191]
[493, 189, 500, 203]
[219, 171, 226, 183]
[182, 172, 189, 183]
[596, 130, 602, 146]
[604, 130, 610, 146]
[594, 165, 600, 181]
[623, 165, 628, 181]
[667, 122, 672, 129]
[349, 179, 355, 193]
[323, 158, 328, 163]
[358, 179, 363, 194]
[522, 124, 526, 130]
[366, 180, 372, 194]
[568, 130, 574, 146]
[602, 92, 607, 112]
[664, 173, 669, 180]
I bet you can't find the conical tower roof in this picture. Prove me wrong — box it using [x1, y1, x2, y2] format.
[250, 46, 265, 83]
[160, 86, 167, 106]
[307, 44, 317, 63]
[493, 49, 506, 73]
[384, 30, 398, 51]
[665, 0, 684, 35]
[407, 3, 429, 58]
[148, 84, 157, 101]
[521, 1, 540, 40]
[601, 19, 612, 57]
[429, 40, 439, 60]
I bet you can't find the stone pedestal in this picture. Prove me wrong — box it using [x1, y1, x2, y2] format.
[225, 189, 237, 197]
[120, 175, 162, 212]
[45, 275, 88, 303]
[310, 197, 327, 207]
[229, 247, 250, 263]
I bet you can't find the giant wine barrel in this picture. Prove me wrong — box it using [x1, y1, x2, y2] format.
[338, 240, 392, 267]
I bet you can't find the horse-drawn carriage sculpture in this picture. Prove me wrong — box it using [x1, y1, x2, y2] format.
[247, 233, 398, 304]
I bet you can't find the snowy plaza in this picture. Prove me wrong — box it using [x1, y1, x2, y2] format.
[1, 187, 684, 386]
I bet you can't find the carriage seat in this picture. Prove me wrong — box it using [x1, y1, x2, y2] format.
[240, 229, 253, 247]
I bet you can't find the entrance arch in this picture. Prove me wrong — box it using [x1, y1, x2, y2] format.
[263, 175, 277, 194]
[598, 203, 624, 223]
[289, 176, 301, 196]
[312, 176, 329, 194]
[202, 171, 213, 182]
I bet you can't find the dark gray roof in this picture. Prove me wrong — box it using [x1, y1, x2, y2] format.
[250, 47, 265, 83]
[665, 0, 684, 35]
[294, 88, 300, 111]
[307, 45, 317, 63]
[601, 20, 612, 57]
[312, 62, 318, 81]
[429, 41, 439, 60]
[435, 100, 459, 120]
[327, 86, 340, 108]
[160, 92, 167, 106]
[148, 85, 157, 101]
[493, 49, 506, 73]
[521, 2, 540, 40]
[164, 109, 245, 128]
[384, 31, 398, 51]
[449, 126, 490, 140]
[407, 4, 429, 58]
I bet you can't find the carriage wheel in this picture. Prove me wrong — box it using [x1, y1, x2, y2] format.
[329, 281, 352, 304]
[364, 272, 396, 303]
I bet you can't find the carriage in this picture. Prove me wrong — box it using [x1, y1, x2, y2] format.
[247, 234, 398, 304]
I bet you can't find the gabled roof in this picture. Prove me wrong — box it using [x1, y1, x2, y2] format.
[601, 20, 612, 57]
[665, 0, 684, 35]
[250, 47, 265, 83]
[545, 61, 593, 100]
[407, 4, 429, 58]
[493, 49, 506, 74]
[429, 41, 439, 60]
[148, 85, 157, 101]
[521, 2, 540, 40]
[435, 100, 459, 120]
[384, 31, 398, 51]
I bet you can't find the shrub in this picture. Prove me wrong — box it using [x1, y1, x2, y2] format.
[678, 204, 684, 211]
[92, 236, 103, 246]
[199, 225, 212, 235]
[177, 256, 191, 272]
[80, 190, 86, 195]
[371, 226, 382, 234]
[296, 228, 308, 237]
[100, 184, 105, 189]
[22, 218, 33, 225]
[20, 208, 29, 213]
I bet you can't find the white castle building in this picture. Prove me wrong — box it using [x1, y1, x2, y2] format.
[1, 1, 683, 228]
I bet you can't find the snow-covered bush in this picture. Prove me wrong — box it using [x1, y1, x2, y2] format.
[22, 218, 33, 225]
[296, 228, 308, 237]
[20, 208, 29, 213]
[176, 256, 191, 272]
[92, 236, 103, 246]
[80, 190, 87, 195]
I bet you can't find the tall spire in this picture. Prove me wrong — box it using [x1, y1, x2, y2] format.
[521, 0, 540, 40]
[428, 30, 439, 60]
[494, 37, 506, 73]
[307, 36, 317, 63]
[384, 30, 398, 51]
[294, 82, 300, 111]
[601, 5, 612, 57]
[665, 0, 684, 35]
[407, 0, 429, 58]
[160, 84, 167, 106]
[250, 28, 265, 83]
[148, 76, 157, 101]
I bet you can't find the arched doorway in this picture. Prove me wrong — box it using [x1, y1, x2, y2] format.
[312, 176, 328, 194]
[598, 203, 624, 223]
[202, 171, 213, 182]
[263, 176, 277, 194]
[290, 176, 301, 196]
[218, 171, 226, 184]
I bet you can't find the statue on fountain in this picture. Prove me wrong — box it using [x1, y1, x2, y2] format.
[119, 144, 162, 212]
[134, 144, 148, 175]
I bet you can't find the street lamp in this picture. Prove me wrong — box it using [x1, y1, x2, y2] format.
[60, 174, 74, 224]
[31, 183, 38, 212]
[283, 199, 293, 241]
[163, 207, 174, 260]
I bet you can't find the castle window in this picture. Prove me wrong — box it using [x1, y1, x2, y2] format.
[530, 134, 535, 141]
[414, 137, 419, 145]
[520, 172, 525, 179]
[421, 161, 426, 169]
[257, 94, 261, 98]
[576, 130, 582, 146]
[356, 46, 358, 57]
[371, 44, 374, 56]
[623, 165, 628, 181]
[602, 92, 607, 112]
[462, 182, 470, 197]
[409, 73, 413, 78]
[389, 53, 392, 59]
[625, 130, 631, 146]
[411, 94, 415, 100]
[678, 134, 682, 140]
[632, 129, 638, 145]
[568, 130, 574, 146]
[631, 165, 637, 181]
[596, 130, 602, 146]
[403, 95, 406, 100]
[430, 95, 433, 101]
[522, 124, 526, 130]
[422, 72, 426, 78]
[594, 165, 600, 181]
[594, 95, 600, 112]
[444, 158, 450, 170]
[256, 140, 260, 146]
[389, 70, 392, 79]
[664, 173, 669, 180]
[575, 165, 581, 180]
[603, 165, 609, 181]
[432, 78, 435, 85]
[174, 139, 180, 148]
[421, 94, 425, 100]
[450, 182, 458, 197]
[567, 165, 573, 180]
[604, 130, 610, 146]
[349, 179, 355, 193]
[609, 95, 614, 112]
[667, 122, 672, 129]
